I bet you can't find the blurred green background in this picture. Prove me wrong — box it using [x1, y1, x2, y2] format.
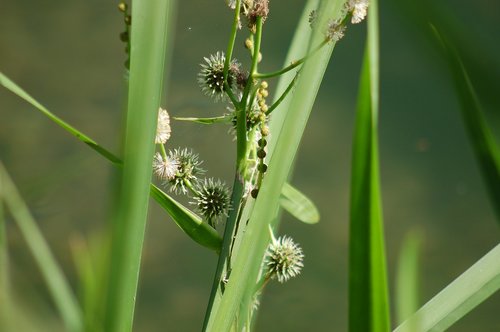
[1, 0, 499, 331]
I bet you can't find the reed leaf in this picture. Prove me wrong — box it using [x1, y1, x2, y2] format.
[394, 243, 500, 332]
[348, 0, 391, 331]
[104, 1, 174, 330]
[395, 231, 422, 331]
[0, 163, 83, 332]
[431, 26, 500, 222]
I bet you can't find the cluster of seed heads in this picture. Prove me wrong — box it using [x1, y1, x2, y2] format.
[118, 2, 131, 69]
[309, 0, 370, 43]
[152, 108, 230, 227]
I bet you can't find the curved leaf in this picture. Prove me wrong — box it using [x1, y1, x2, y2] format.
[280, 182, 320, 224]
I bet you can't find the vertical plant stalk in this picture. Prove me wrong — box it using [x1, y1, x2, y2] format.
[0, 163, 83, 332]
[104, 1, 173, 331]
[204, 1, 345, 330]
[348, 0, 391, 331]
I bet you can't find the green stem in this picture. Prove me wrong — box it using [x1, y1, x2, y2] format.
[184, 179, 200, 196]
[266, 73, 299, 116]
[254, 39, 328, 79]
[160, 143, 168, 160]
[237, 16, 264, 174]
[202, 174, 245, 330]
[223, 0, 241, 84]
[225, 82, 241, 108]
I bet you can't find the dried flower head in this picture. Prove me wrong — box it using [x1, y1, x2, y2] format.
[167, 148, 205, 194]
[193, 178, 231, 227]
[325, 19, 346, 42]
[265, 233, 304, 283]
[246, 0, 269, 29]
[198, 52, 242, 102]
[347, 0, 369, 24]
[152, 152, 179, 181]
[155, 108, 171, 144]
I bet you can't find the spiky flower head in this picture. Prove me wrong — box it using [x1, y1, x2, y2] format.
[153, 152, 179, 181]
[265, 233, 304, 283]
[347, 0, 369, 24]
[198, 52, 242, 102]
[155, 108, 171, 144]
[167, 148, 205, 194]
[193, 178, 231, 227]
[326, 19, 346, 42]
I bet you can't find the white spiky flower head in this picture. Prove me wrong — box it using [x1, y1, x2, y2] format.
[198, 52, 242, 102]
[155, 108, 171, 144]
[348, 0, 369, 24]
[193, 178, 231, 228]
[167, 148, 205, 194]
[152, 152, 179, 181]
[265, 228, 304, 283]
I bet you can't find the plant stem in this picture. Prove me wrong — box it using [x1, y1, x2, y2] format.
[254, 39, 328, 79]
[266, 73, 299, 116]
[237, 16, 264, 174]
[223, 0, 241, 84]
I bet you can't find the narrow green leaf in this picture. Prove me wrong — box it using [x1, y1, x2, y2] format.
[173, 115, 232, 124]
[70, 233, 109, 332]
[150, 185, 221, 252]
[0, 163, 83, 332]
[431, 26, 500, 222]
[0, 173, 11, 331]
[0, 72, 121, 165]
[206, 1, 346, 330]
[394, 243, 500, 332]
[280, 182, 320, 224]
[348, 1, 391, 331]
[0, 72, 222, 252]
[104, 1, 174, 331]
[395, 230, 422, 330]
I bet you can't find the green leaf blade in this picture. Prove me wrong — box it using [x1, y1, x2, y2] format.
[0, 163, 83, 332]
[280, 182, 320, 224]
[348, 1, 391, 331]
[104, 1, 175, 331]
[431, 26, 500, 222]
[394, 244, 500, 332]
[150, 185, 222, 252]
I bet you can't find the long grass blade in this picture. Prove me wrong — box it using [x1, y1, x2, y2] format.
[395, 230, 422, 331]
[104, 1, 174, 331]
[280, 182, 320, 224]
[0, 163, 83, 332]
[0, 173, 11, 331]
[348, 0, 391, 331]
[394, 243, 500, 332]
[0, 72, 222, 251]
[0, 72, 121, 165]
[431, 26, 500, 221]
[205, 1, 346, 330]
